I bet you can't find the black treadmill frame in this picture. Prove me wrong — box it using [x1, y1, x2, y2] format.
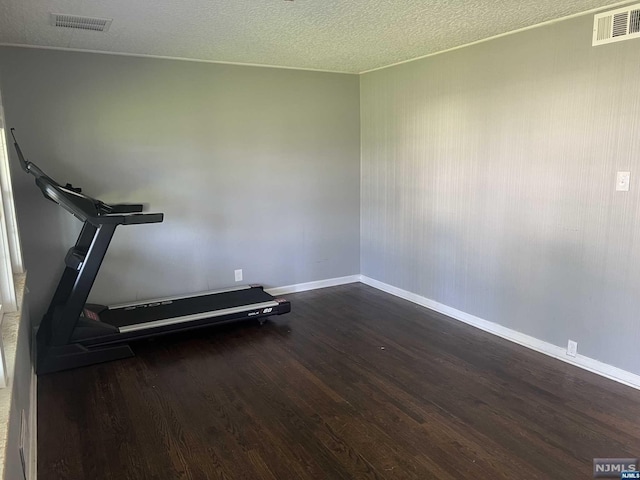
[11, 130, 290, 374]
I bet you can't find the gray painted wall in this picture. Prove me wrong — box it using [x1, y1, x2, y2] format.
[0, 47, 361, 321]
[361, 14, 640, 375]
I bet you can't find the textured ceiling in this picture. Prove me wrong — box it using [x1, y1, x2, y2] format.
[0, 0, 628, 73]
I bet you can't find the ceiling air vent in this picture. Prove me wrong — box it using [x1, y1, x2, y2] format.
[593, 3, 640, 45]
[49, 13, 112, 32]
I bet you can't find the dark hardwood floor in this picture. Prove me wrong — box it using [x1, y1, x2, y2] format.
[38, 283, 640, 479]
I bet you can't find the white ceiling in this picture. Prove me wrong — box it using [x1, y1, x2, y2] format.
[0, 0, 628, 73]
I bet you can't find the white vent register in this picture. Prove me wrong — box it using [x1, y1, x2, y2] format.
[50, 13, 112, 32]
[593, 3, 640, 45]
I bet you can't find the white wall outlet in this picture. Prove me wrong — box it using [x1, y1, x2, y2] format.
[616, 171, 630, 191]
[567, 339, 578, 357]
[234, 269, 243, 282]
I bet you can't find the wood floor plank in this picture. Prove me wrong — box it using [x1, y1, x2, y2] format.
[38, 283, 640, 479]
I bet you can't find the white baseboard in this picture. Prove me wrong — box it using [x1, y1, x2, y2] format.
[28, 366, 36, 480]
[266, 275, 361, 297]
[360, 275, 640, 391]
[28, 325, 36, 480]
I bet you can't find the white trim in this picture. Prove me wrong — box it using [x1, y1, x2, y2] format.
[266, 275, 361, 296]
[28, 344, 36, 480]
[359, 0, 637, 74]
[0, 120, 23, 275]
[360, 275, 640, 391]
[0, 206, 16, 312]
[0, 43, 356, 75]
[108, 285, 251, 309]
[117, 300, 279, 333]
[0, 310, 5, 388]
[0, 123, 24, 275]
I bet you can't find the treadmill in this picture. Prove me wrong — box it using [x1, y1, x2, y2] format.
[11, 130, 291, 374]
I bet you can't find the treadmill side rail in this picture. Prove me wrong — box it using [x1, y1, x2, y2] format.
[107, 285, 253, 310]
[117, 300, 280, 333]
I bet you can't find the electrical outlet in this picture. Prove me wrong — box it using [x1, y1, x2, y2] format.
[567, 340, 578, 357]
[234, 269, 243, 282]
[616, 171, 630, 191]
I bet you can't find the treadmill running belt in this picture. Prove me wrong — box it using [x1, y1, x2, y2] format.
[101, 288, 276, 328]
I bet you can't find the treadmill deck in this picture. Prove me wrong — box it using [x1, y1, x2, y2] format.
[100, 286, 278, 328]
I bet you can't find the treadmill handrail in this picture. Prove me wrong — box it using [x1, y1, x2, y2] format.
[109, 204, 144, 214]
[12, 129, 164, 225]
[90, 212, 164, 226]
